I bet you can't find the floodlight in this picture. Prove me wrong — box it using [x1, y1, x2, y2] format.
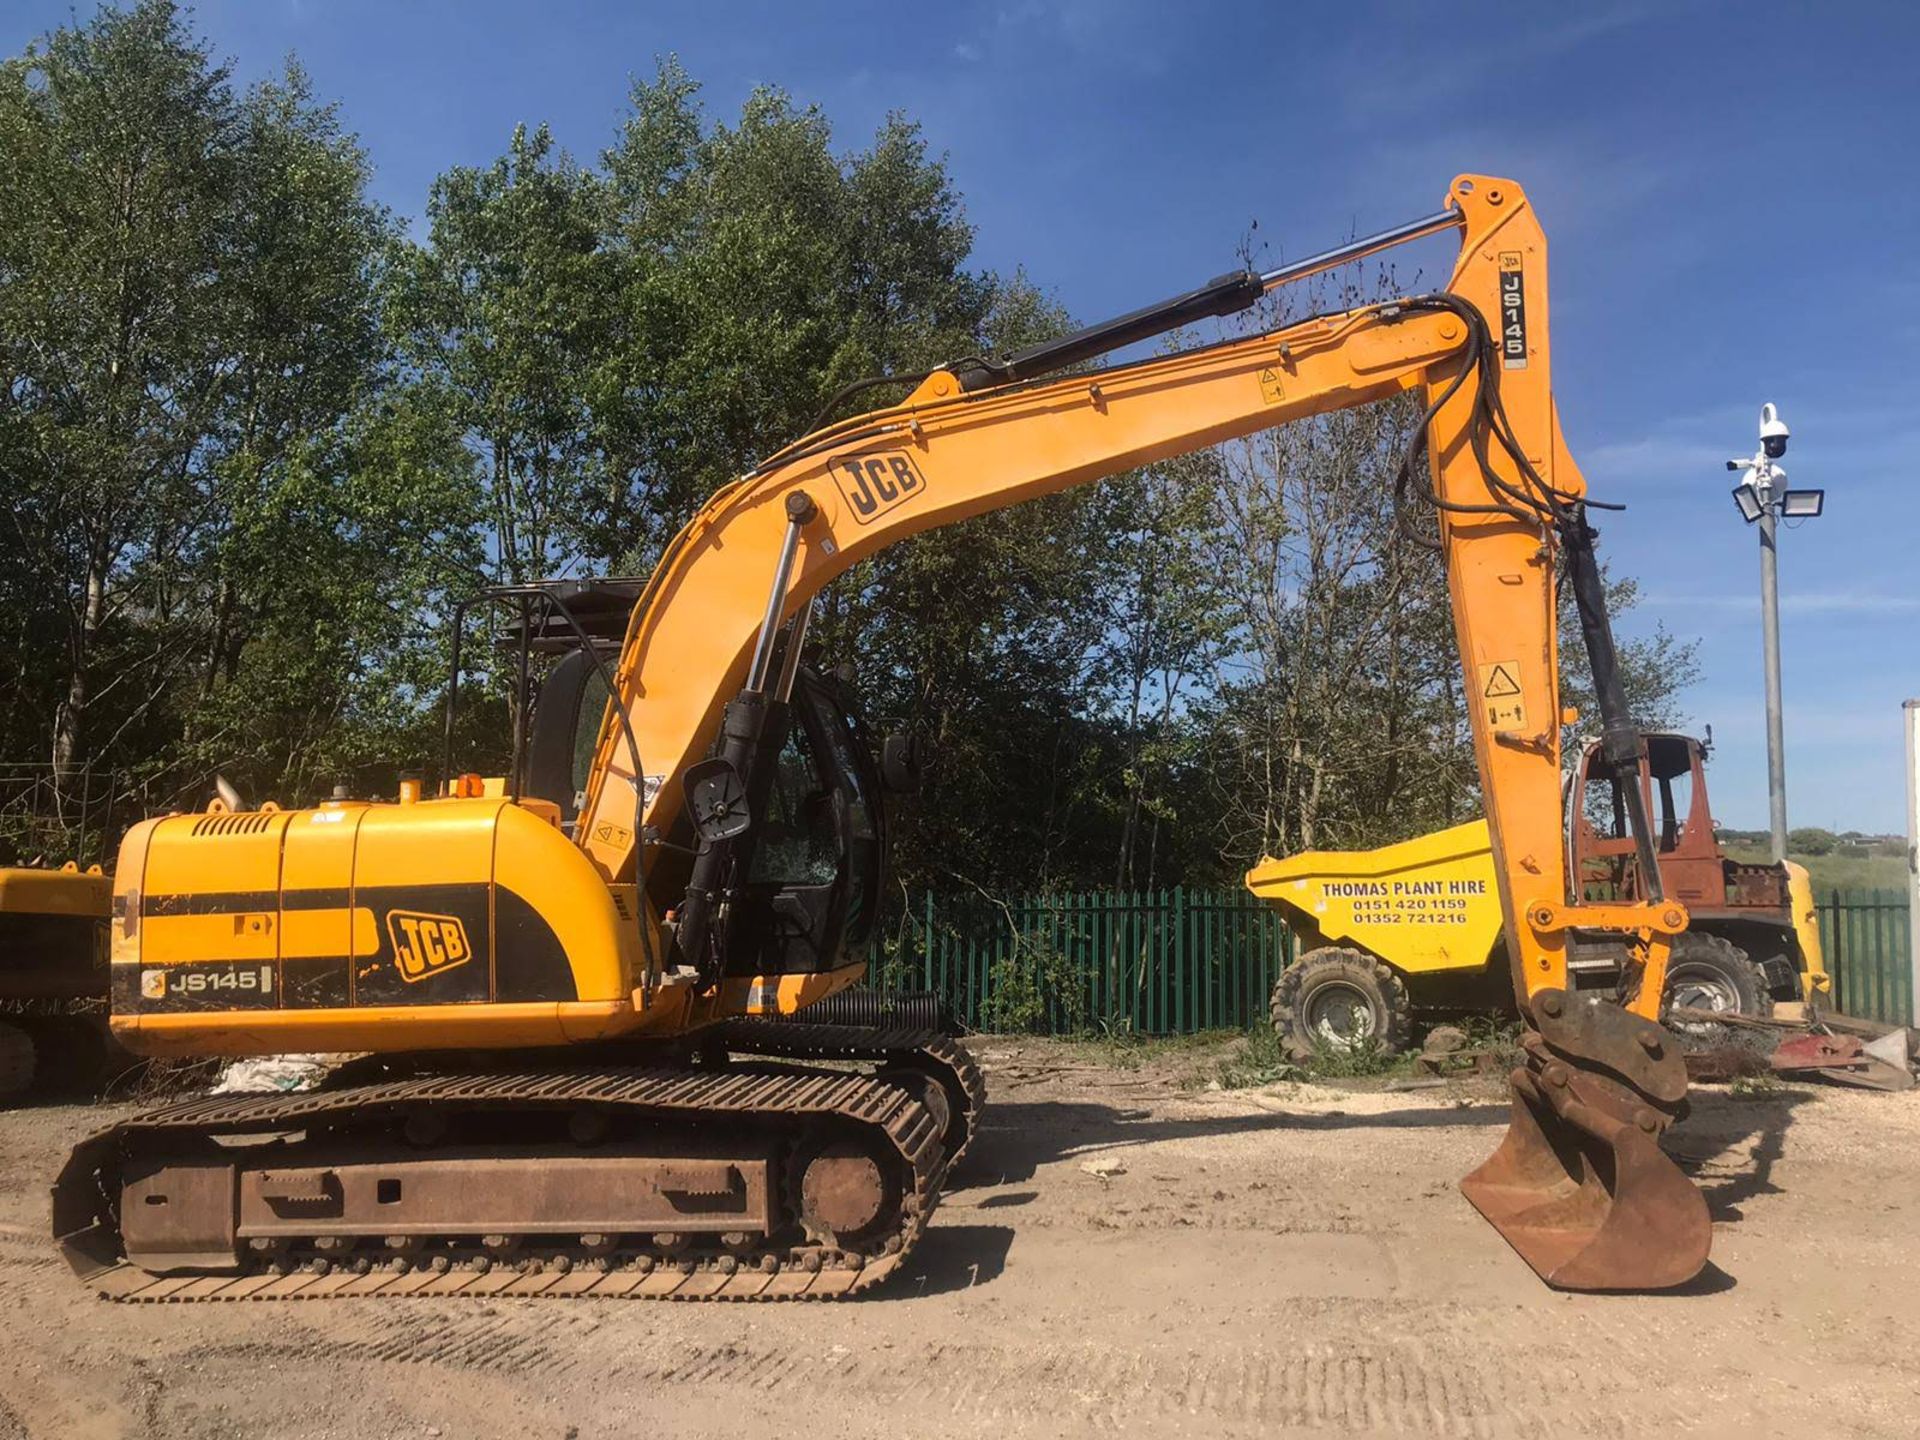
[1731, 485, 1765, 523]
[1780, 489, 1824, 518]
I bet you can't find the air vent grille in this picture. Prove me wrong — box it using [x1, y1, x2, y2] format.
[190, 812, 276, 837]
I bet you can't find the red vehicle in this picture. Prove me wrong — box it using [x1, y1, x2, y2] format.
[1570, 731, 1828, 1015]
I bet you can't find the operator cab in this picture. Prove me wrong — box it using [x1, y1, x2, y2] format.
[1570, 730, 1792, 915]
[1573, 732, 1715, 903]
[492, 582, 886, 980]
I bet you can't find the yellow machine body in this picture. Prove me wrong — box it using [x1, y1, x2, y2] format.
[109, 798, 860, 1056]
[0, 863, 111, 1002]
[1783, 861, 1831, 997]
[0, 864, 111, 921]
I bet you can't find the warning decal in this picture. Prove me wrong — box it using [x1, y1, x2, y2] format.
[1477, 660, 1526, 732]
[1258, 367, 1285, 404]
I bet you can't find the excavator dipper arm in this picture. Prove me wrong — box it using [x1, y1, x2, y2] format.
[575, 174, 1710, 1290]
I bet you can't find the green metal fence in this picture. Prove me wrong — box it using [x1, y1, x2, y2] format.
[869, 888, 1293, 1035]
[869, 885, 1914, 1035]
[1820, 888, 1913, 1026]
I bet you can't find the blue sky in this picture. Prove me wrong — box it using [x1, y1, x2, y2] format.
[11, 1, 1918, 832]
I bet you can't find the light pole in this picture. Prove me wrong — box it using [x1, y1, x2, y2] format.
[1726, 403, 1824, 863]
[1906, 699, 1918, 1023]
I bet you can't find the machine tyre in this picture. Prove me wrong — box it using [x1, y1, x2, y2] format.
[1662, 932, 1773, 1028]
[0, 1022, 36, 1099]
[1270, 947, 1411, 1064]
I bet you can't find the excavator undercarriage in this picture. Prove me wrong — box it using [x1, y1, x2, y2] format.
[58, 1024, 982, 1302]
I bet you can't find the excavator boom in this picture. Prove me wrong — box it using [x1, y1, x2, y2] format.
[65, 174, 1710, 1299]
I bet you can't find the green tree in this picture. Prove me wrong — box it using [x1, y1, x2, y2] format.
[1085, 449, 1231, 890]
[383, 122, 616, 584]
[0, 0, 242, 791]
[596, 64, 996, 550]
[0, 1, 442, 853]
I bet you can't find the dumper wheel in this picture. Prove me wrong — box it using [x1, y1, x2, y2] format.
[1270, 947, 1410, 1064]
[0, 1022, 36, 1100]
[1662, 932, 1773, 1032]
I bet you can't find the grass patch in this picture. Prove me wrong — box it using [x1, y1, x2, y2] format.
[1452, 1013, 1527, 1071]
[1053, 1023, 1235, 1074]
[999, 1016, 1518, 1092]
[1722, 843, 1906, 891]
[1208, 1025, 1303, 1090]
[1729, 1072, 1785, 1100]
[1301, 1033, 1417, 1079]
[1199, 1025, 1422, 1089]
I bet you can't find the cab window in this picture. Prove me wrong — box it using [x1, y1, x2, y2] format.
[749, 722, 840, 887]
[570, 667, 611, 805]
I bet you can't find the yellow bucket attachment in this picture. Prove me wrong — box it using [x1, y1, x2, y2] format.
[1461, 990, 1711, 1292]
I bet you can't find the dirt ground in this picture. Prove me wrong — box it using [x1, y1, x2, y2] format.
[2, 1037, 1917, 1440]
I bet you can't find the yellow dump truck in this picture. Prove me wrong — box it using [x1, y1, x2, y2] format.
[1247, 734, 1828, 1060]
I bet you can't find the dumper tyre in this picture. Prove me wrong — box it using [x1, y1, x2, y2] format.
[0, 1022, 35, 1100]
[1270, 947, 1411, 1064]
[1662, 932, 1773, 1030]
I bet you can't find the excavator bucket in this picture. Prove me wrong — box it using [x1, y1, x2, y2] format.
[1460, 991, 1712, 1291]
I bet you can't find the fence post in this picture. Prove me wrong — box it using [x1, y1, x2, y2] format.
[1149, 889, 1162, 1034]
[922, 891, 934, 990]
[1173, 885, 1187, 1035]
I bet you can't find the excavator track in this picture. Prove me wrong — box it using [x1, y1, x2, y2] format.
[54, 1060, 952, 1304]
[718, 1020, 986, 1169]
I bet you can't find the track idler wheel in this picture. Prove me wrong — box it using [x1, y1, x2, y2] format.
[1461, 989, 1711, 1292]
[795, 1138, 898, 1249]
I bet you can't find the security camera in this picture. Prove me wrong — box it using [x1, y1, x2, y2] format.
[1759, 402, 1789, 459]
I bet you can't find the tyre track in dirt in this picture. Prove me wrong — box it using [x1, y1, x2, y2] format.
[588, 1333, 1687, 1436]
[188, 1303, 1681, 1438]
[201, 1305, 606, 1380]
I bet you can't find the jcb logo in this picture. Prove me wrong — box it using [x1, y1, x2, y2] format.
[831, 452, 925, 524]
[387, 910, 472, 983]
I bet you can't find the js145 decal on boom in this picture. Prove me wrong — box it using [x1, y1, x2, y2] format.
[58, 174, 1713, 1299]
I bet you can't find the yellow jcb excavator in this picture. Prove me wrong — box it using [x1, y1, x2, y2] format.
[56, 174, 1711, 1299]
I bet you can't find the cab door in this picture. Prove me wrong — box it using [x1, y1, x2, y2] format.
[726, 668, 884, 977]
